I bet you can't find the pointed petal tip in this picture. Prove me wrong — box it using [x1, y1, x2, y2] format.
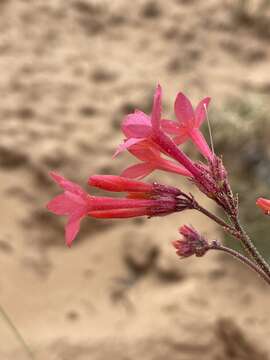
[66, 239, 73, 248]
[156, 83, 162, 93]
[201, 96, 211, 108]
[49, 170, 61, 182]
[174, 92, 194, 127]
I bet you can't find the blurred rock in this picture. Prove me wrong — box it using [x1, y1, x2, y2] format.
[0, 239, 13, 254]
[155, 246, 186, 281]
[216, 318, 268, 360]
[0, 142, 29, 168]
[140, 1, 162, 18]
[123, 231, 159, 273]
[91, 67, 118, 83]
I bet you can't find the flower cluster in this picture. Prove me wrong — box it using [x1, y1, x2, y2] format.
[48, 85, 226, 246]
[47, 84, 270, 285]
[47, 85, 239, 244]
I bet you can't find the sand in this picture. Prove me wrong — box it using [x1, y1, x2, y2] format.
[0, 0, 270, 359]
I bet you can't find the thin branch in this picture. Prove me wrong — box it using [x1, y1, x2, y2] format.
[194, 202, 236, 234]
[232, 217, 270, 279]
[210, 241, 270, 286]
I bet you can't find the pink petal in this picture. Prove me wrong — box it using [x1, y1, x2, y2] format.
[128, 140, 160, 162]
[194, 97, 211, 127]
[122, 112, 152, 138]
[157, 159, 193, 177]
[173, 132, 189, 145]
[113, 137, 145, 158]
[189, 129, 213, 160]
[47, 194, 79, 215]
[161, 119, 181, 135]
[49, 172, 86, 198]
[121, 162, 155, 179]
[174, 92, 195, 128]
[65, 209, 86, 247]
[151, 84, 162, 131]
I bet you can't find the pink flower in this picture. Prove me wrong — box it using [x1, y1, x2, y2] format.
[120, 140, 192, 179]
[47, 172, 181, 246]
[115, 86, 232, 212]
[172, 225, 209, 258]
[114, 84, 162, 157]
[256, 197, 270, 215]
[115, 85, 200, 179]
[46, 172, 90, 247]
[162, 93, 213, 160]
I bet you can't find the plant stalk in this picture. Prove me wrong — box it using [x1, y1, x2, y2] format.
[232, 217, 270, 280]
[210, 241, 270, 285]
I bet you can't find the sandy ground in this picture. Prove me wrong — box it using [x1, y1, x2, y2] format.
[0, 0, 270, 359]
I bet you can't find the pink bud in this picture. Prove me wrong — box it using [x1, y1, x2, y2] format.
[173, 225, 209, 258]
[256, 197, 270, 215]
[89, 175, 153, 193]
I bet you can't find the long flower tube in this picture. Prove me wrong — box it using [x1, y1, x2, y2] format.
[47, 173, 190, 246]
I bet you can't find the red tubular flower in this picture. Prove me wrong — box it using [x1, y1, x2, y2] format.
[172, 225, 209, 258]
[89, 174, 153, 193]
[114, 85, 162, 157]
[47, 172, 182, 246]
[256, 197, 270, 215]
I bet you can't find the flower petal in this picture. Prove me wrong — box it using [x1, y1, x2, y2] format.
[161, 119, 181, 135]
[113, 137, 145, 158]
[189, 129, 213, 160]
[173, 133, 189, 145]
[49, 172, 86, 198]
[194, 97, 211, 127]
[47, 194, 79, 215]
[121, 162, 155, 179]
[128, 140, 160, 162]
[121, 111, 152, 138]
[174, 92, 195, 127]
[157, 159, 193, 177]
[65, 209, 86, 247]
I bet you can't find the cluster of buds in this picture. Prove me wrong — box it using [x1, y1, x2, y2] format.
[193, 156, 238, 217]
[47, 84, 270, 285]
[172, 225, 210, 258]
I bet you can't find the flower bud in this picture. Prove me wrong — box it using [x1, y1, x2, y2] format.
[172, 225, 209, 258]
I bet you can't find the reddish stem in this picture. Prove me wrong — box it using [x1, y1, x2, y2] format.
[210, 241, 270, 286]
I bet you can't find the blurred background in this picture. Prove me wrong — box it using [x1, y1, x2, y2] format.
[0, 0, 270, 359]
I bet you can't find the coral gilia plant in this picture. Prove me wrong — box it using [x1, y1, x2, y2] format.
[47, 85, 270, 285]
